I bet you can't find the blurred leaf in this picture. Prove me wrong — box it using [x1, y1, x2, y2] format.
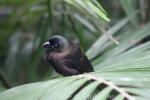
[1, 0, 150, 100]
[119, 0, 138, 28]
[86, 12, 138, 59]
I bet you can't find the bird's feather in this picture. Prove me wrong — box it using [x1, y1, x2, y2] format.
[64, 43, 93, 73]
[44, 35, 93, 76]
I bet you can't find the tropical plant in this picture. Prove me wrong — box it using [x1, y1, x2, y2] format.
[0, 0, 150, 100]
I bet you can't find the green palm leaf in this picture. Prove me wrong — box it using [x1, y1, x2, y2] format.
[1, 0, 150, 100]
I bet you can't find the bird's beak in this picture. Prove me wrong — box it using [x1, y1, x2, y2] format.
[42, 42, 51, 48]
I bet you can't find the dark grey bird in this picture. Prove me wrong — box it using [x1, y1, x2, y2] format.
[42, 35, 93, 76]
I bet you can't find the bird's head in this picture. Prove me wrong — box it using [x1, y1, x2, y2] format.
[42, 35, 69, 53]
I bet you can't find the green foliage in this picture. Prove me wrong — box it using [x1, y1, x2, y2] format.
[0, 0, 150, 100]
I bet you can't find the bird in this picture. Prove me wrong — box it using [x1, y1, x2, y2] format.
[42, 35, 94, 76]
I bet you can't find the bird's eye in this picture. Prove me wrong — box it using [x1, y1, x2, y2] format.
[54, 43, 58, 47]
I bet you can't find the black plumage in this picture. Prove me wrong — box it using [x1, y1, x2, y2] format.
[42, 35, 93, 76]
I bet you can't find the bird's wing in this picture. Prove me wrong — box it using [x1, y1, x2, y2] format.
[56, 64, 80, 76]
[64, 45, 94, 73]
